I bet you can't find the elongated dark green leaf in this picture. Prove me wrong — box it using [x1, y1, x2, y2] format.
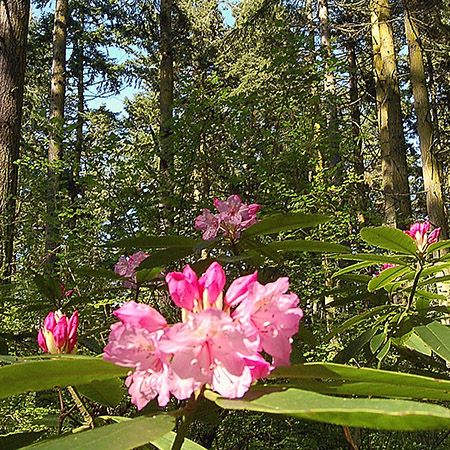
[0, 357, 128, 399]
[266, 240, 350, 254]
[138, 247, 194, 270]
[333, 328, 378, 363]
[135, 267, 163, 285]
[241, 213, 330, 237]
[419, 274, 450, 287]
[427, 239, 450, 254]
[361, 227, 417, 255]
[412, 289, 447, 301]
[205, 387, 450, 431]
[243, 238, 280, 262]
[370, 333, 387, 354]
[324, 305, 397, 341]
[151, 432, 208, 450]
[333, 253, 410, 264]
[332, 261, 374, 279]
[368, 266, 410, 292]
[75, 267, 122, 280]
[77, 378, 124, 407]
[414, 321, 450, 363]
[0, 431, 45, 449]
[27, 415, 175, 450]
[34, 274, 61, 302]
[106, 235, 200, 249]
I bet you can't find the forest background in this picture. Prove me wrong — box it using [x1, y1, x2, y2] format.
[1, 0, 450, 448]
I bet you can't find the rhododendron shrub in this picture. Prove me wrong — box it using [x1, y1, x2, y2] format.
[114, 251, 149, 289]
[195, 195, 260, 240]
[103, 262, 303, 409]
[38, 310, 79, 354]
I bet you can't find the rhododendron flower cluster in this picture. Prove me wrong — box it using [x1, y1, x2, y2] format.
[38, 310, 79, 354]
[103, 262, 303, 409]
[195, 195, 260, 240]
[404, 221, 440, 254]
[114, 251, 149, 289]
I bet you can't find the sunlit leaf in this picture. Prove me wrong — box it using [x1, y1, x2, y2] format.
[241, 213, 330, 237]
[414, 321, 450, 363]
[266, 240, 350, 254]
[77, 378, 124, 407]
[367, 266, 410, 292]
[205, 387, 450, 430]
[360, 227, 417, 255]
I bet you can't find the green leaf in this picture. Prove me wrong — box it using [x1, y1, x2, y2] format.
[368, 266, 410, 292]
[135, 267, 163, 284]
[332, 261, 374, 279]
[403, 333, 431, 357]
[324, 305, 397, 341]
[360, 227, 417, 255]
[414, 321, 450, 363]
[76, 378, 124, 407]
[106, 235, 200, 249]
[271, 362, 450, 402]
[419, 274, 450, 287]
[0, 356, 128, 399]
[0, 431, 45, 449]
[333, 328, 378, 363]
[241, 213, 330, 237]
[266, 240, 350, 254]
[151, 432, 208, 450]
[205, 387, 450, 431]
[28, 415, 175, 449]
[370, 333, 387, 354]
[376, 339, 391, 361]
[427, 239, 450, 254]
[138, 247, 194, 270]
[333, 254, 410, 264]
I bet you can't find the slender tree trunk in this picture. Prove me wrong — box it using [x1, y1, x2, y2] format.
[0, 0, 30, 280]
[317, 0, 340, 175]
[404, 7, 448, 239]
[45, 0, 69, 270]
[370, 0, 411, 228]
[74, 12, 84, 195]
[346, 37, 367, 216]
[159, 0, 173, 176]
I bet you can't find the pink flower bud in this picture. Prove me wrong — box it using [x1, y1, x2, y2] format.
[405, 221, 441, 253]
[166, 265, 201, 311]
[198, 262, 226, 306]
[37, 310, 79, 354]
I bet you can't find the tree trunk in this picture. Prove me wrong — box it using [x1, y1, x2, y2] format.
[159, 0, 173, 175]
[346, 37, 367, 217]
[45, 0, 69, 270]
[404, 7, 448, 239]
[370, 0, 411, 228]
[0, 0, 30, 280]
[317, 0, 340, 175]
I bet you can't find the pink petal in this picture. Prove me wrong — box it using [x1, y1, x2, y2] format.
[225, 271, 258, 307]
[199, 262, 226, 305]
[44, 312, 56, 332]
[113, 301, 167, 332]
[52, 317, 68, 350]
[166, 265, 200, 311]
[428, 228, 441, 245]
[37, 329, 48, 353]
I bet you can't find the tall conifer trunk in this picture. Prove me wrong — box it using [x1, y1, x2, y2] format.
[45, 0, 68, 270]
[370, 0, 411, 228]
[404, 7, 448, 239]
[0, 0, 30, 280]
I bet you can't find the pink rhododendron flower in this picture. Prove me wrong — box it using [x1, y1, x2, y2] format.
[38, 310, 78, 354]
[195, 195, 260, 240]
[60, 284, 74, 299]
[114, 251, 149, 289]
[404, 220, 441, 254]
[231, 277, 303, 366]
[104, 262, 302, 410]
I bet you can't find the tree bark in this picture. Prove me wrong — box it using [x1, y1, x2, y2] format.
[318, 0, 340, 174]
[45, 0, 69, 270]
[404, 7, 448, 239]
[0, 0, 30, 280]
[370, 0, 411, 228]
[159, 0, 173, 175]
